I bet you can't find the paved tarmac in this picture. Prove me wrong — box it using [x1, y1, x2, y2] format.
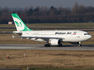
[0, 44, 94, 50]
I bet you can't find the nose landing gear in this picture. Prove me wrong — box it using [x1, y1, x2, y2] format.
[79, 42, 82, 47]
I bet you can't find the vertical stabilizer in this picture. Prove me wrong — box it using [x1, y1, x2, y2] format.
[11, 13, 33, 31]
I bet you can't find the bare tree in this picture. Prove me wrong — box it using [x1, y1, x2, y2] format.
[72, 2, 79, 14]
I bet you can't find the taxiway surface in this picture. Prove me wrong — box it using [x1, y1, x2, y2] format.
[0, 44, 94, 50]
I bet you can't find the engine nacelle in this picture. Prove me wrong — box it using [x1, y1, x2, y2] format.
[35, 39, 44, 42]
[31, 38, 44, 42]
[49, 39, 61, 45]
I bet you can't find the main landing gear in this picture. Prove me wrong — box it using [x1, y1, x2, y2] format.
[58, 44, 62, 47]
[44, 44, 50, 47]
[45, 40, 50, 47]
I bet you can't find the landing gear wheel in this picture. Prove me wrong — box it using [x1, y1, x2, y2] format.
[45, 44, 50, 47]
[58, 44, 62, 47]
[79, 44, 82, 47]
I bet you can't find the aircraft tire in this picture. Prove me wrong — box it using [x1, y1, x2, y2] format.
[58, 44, 62, 47]
[79, 44, 82, 47]
[45, 44, 50, 47]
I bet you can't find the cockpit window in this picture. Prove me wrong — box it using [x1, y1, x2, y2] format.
[84, 33, 90, 35]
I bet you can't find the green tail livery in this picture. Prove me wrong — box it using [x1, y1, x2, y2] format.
[12, 13, 33, 31]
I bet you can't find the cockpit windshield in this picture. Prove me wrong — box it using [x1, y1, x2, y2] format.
[84, 33, 90, 35]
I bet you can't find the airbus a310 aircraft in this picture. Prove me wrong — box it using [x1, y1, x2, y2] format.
[12, 13, 92, 47]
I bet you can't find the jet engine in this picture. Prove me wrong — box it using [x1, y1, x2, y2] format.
[31, 38, 44, 42]
[49, 39, 62, 45]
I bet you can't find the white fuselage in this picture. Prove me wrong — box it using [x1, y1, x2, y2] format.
[21, 30, 92, 42]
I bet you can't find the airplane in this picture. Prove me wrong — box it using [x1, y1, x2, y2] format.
[11, 13, 92, 47]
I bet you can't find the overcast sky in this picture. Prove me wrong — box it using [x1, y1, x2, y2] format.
[0, 0, 94, 8]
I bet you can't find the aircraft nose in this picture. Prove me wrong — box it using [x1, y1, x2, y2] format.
[88, 35, 92, 39]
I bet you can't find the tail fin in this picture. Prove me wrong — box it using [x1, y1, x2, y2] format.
[11, 13, 33, 31]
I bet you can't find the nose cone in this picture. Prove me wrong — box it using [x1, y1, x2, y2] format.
[89, 35, 92, 39]
[88, 35, 92, 39]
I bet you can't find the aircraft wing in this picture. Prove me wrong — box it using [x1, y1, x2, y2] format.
[12, 35, 64, 40]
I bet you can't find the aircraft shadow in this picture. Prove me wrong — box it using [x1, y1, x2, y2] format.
[50, 45, 94, 47]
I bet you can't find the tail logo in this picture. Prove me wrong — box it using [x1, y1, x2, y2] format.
[13, 17, 24, 31]
[12, 13, 33, 31]
[15, 21, 22, 27]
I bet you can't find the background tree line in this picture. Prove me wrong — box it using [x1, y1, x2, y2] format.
[0, 2, 94, 24]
